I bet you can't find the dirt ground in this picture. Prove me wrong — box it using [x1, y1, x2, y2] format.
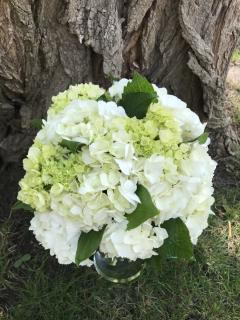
[227, 63, 240, 90]
[226, 59, 240, 124]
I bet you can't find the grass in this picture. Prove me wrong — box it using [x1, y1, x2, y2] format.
[231, 49, 240, 64]
[0, 188, 240, 320]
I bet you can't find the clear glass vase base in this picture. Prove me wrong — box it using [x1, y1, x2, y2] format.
[94, 251, 144, 283]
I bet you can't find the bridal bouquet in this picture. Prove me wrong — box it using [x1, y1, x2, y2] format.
[17, 73, 216, 269]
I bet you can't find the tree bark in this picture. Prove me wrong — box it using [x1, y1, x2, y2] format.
[0, 0, 240, 216]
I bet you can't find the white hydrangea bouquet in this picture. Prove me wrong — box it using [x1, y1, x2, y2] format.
[16, 73, 216, 279]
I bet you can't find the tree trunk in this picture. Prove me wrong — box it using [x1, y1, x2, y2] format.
[0, 0, 240, 216]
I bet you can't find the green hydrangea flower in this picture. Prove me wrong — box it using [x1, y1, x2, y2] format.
[125, 103, 184, 160]
[41, 151, 88, 189]
[49, 83, 105, 115]
[18, 141, 88, 212]
[18, 189, 50, 213]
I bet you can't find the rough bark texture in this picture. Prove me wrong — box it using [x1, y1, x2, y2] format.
[0, 0, 240, 216]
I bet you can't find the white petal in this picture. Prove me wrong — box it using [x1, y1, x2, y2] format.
[115, 159, 133, 175]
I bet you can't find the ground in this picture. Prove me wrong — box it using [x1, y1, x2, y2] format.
[226, 49, 240, 124]
[0, 53, 240, 320]
[0, 187, 239, 320]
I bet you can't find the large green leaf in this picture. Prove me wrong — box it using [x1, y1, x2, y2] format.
[120, 92, 157, 119]
[127, 185, 159, 230]
[75, 227, 105, 265]
[60, 139, 82, 153]
[119, 72, 157, 119]
[157, 218, 194, 260]
[124, 72, 156, 95]
[12, 200, 34, 213]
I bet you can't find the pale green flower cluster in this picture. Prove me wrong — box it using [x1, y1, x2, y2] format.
[48, 83, 105, 116]
[125, 103, 187, 161]
[18, 79, 216, 266]
[18, 141, 88, 212]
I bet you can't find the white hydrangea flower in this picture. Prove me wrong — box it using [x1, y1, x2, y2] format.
[141, 148, 216, 244]
[88, 138, 112, 163]
[109, 78, 131, 100]
[50, 191, 117, 232]
[30, 211, 92, 266]
[78, 171, 105, 194]
[114, 143, 135, 175]
[173, 108, 206, 140]
[159, 93, 187, 109]
[118, 178, 140, 205]
[143, 155, 178, 186]
[78, 166, 121, 195]
[107, 188, 136, 214]
[185, 206, 214, 245]
[27, 145, 41, 162]
[153, 86, 206, 140]
[152, 84, 168, 98]
[54, 100, 101, 144]
[180, 143, 217, 179]
[100, 221, 168, 260]
[154, 186, 189, 222]
[36, 119, 61, 145]
[98, 100, 126, 119]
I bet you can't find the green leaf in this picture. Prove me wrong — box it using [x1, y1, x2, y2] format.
[157, 218, 194, 260]
[97, 91, 111, 102]
[124, 72, 156, 95]
[14, 254, 31, 268]
[198, 132, 208, 144]
[147, 254, 165, 273]
[120, 92, 157, 119]
[119, 72, 157, 119]
[12, 200, 34, 212]
[75, 227, 105, 265]
[60, 139, 82, 153]
[184, 132, 209, 144]
[31, 118, 43, 130]
[127, 185, 159, 230]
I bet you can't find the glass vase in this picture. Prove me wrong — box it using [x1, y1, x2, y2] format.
[94, 250, 144, 283]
